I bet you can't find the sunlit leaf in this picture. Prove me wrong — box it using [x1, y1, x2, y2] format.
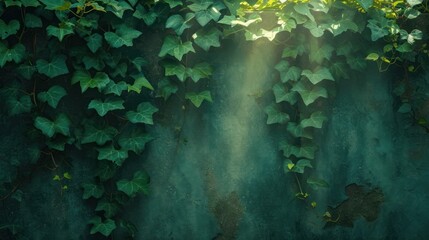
[37, 85, 67, 108]
[186, 62, 213, 82]
[125, 102, 158, 124]
[128, 74, 154, 93]
[301, 68, 334, 85]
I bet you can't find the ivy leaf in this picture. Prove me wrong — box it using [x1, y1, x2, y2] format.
[398, 103, 412, 113]
[164, 61, 187, 81]
[22, 0, 41, 7]
[46, 23, 74, 42]
[89, 217, 116, 237]
[188, 0, 212, 12]
[166, 13, 194, 35]
[301, 68, 334, 85]
[118, 127, 154, 154]
[274, 60, 301, 83]
[285, 159, 313, 174]
[356, 0, 373, 10]
[287, 122, 313, 139]
[0, 19, 20, 39]
[309, 44, 334, 64]
[158, 35, 195, 61]
[85, 33, 103, 53]
[104, 0, 132, 18]
[116, 171, 150, 197]
[407, 0, 423, 7]
[16, 64, 36, 79]
[294, 3, 315, 21]
[88, 98, 125, 117]
[81, 124, 118, 145]
[185, 90, 212, 108]
[6, 95, 32, 116]
[37, 85, 66, 108]
[195, 9, 216, 26]
[104, 81, 127, 96]
[264, 103, 290, 125]
[71, 70, 110, 93]
[127, 74, 154, 93]
[272, 83, 298, 105]
[0, 43, 26, 67]
[291, 80, 328, 106]
[303, 20, 325, 37]
[300, 111, 328, 129]
[104, 24, 142, 48]
[82, 183, 104, 199]
[324, 19, 358, 36]
[157, 78, 178, 100]
[367, 19, 389, 41]
[96, 199, 119, 219]
[96, 162, 117, 182]
[34, 113, 71, 138]
[97, 145, 128, 166]
[39, 0, 70, 10]
[25, 13, 42, 28]
[164, 0, 183, 8]
[36, 55, 69, 78]
[125, 102, 158, 124]
[330, 62, 350, 79]
[307, 177, 329, 190]
[186, 62, 213, 82]
[192, 27, 222, 51]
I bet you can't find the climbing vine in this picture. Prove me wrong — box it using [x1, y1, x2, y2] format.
[0, 0, 428, 238]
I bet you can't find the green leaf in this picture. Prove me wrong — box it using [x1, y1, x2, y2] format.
[85, 33, 103, 53]
[158, 35, 195, 61]
[128, 74, 154, 93]
[365, 53, 379, 61]
[82, 183, 104, 199]
[96, 199, 119, 218]
[82, 124, 118, 145]
[367, 19, 389, 41]
[164, 0, 183, 8]
[157, 78, 178, 100]
[307, 177, 329, 190]
[272, 83, 298, 105]
[264, 103, 290, 125]
[104, 24, 142, 48]
[300, 111, 327, 129]
[46, 23, 74, 42]
[356, 0, 373, 10]
[274, 60, 301, 83]
[96, 162, 116, 181]
[291, 80, 328, 106]
[125, 102, 159, 124]
[287, 122, 313, 139]
[118, 127, 154, 154]
[187, 62, 213, 82]
[185, 90, 212, 107]
[133, 4, 159, 25]
[324, 19, 359, 36]
[164, 62, 187, 81]
[37, 85, 67, 108]
[294, 3, 315, 21]
[97, 145, 128, 166]
[6, 95, 32, 116]
[166, 13, 194, 35]
[104, 81, 127, 96]
[116, 171, 150, 197]
[291, 159, 313, 173]
[0, 19, 20, 39]
[404, 8, 421, 19]
[309, 44, 334, 64]
[16, 64, 36, 79]
[90, 217, 116, 237]
[88, 98, 125, 117]
[104, 0, 132, 18]
[36, 55, 69, 78]
[195, 10, 213, 26]
[398, 103, 412, 113]
[39, 0, 70, 10]
[71, 71, 110, 93]
[407, 0, 423, 7]
[303, 20, 325, 37]
[301, 68, 334, 85]
[188, 0, 212, 11]
[34, 114, 70, 137]
[192, 27, 221, 51]
[22, 0, 41, 7]
[25, 13, 42, 28]
[0, 43, 26, 67]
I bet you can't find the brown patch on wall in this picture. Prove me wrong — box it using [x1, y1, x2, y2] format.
[203, 169, 244, 240]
